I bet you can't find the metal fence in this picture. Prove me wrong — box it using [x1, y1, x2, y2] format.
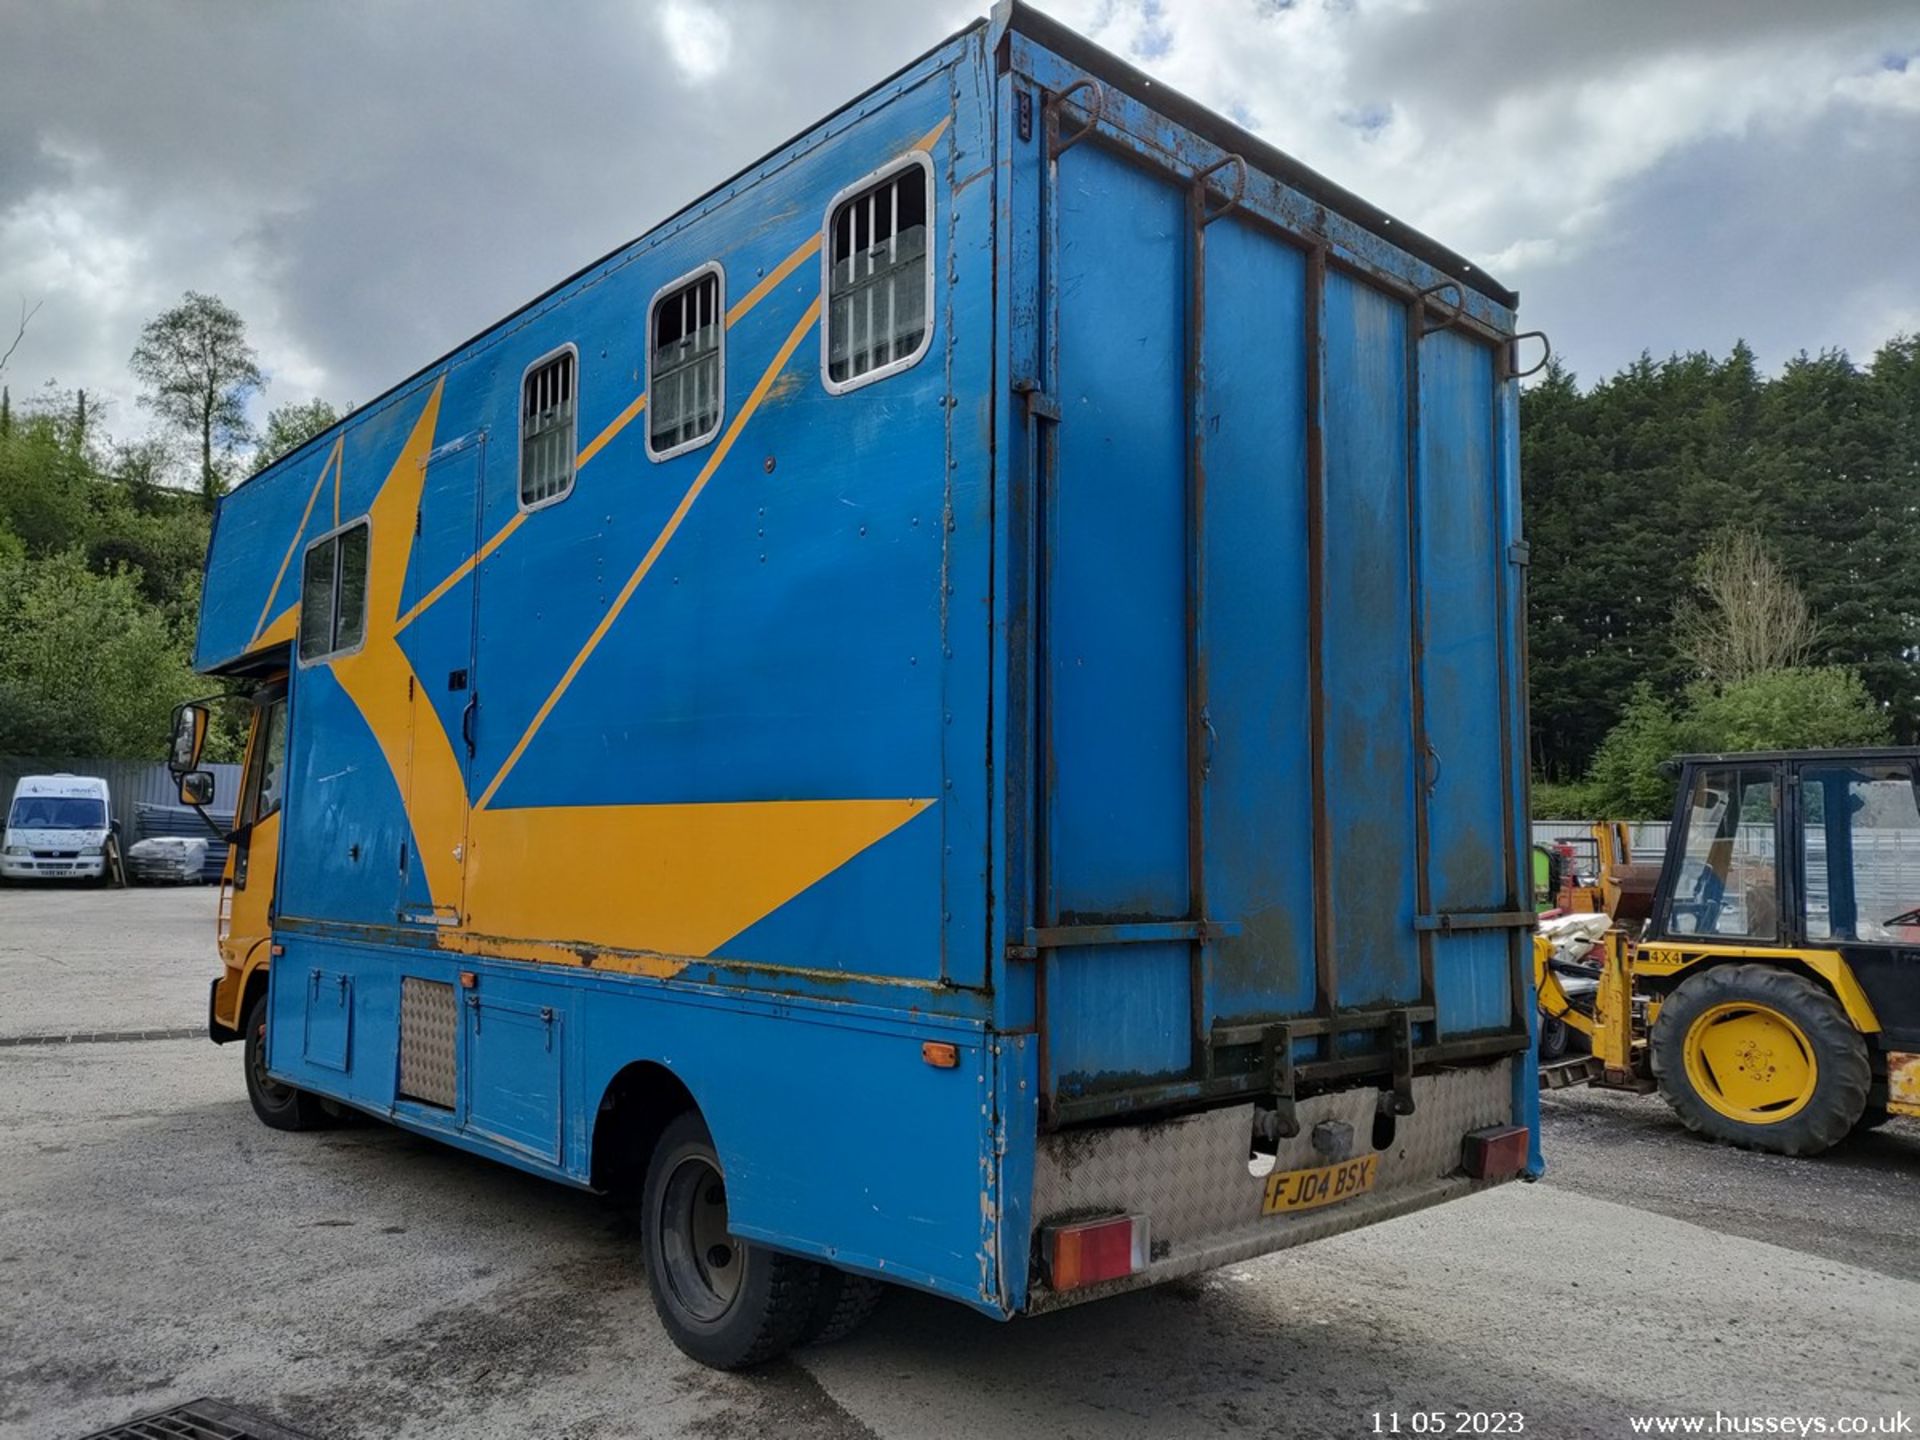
[1532, 820, 1671, 855]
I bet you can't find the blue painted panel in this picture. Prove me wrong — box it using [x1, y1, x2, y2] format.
[301, 966, 352, 1071]
[1419, 330, 1511, 1037]
[276, 665, 416, 926]
[1322, 272, 1421, 1012]
[1198, 216, 1316, 1025]
[464, 994, 563, 1164]
[1045, 142, 1189, 922]
[1042, 137, 1193, 1096]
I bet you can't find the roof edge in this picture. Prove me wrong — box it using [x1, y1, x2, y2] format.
[999, 0, 1518, 310]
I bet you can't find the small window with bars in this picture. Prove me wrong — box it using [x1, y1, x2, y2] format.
[648, 264, 725, 460]
[297, 519, 370, 665]
[823, 156, 932, 393]
[519, 347, 577, 509]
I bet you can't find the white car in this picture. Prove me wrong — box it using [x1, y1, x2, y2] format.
[2, 774, 114, 882]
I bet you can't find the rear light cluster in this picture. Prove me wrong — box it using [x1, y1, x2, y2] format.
[1461, 1124, 1530, 1180]
[1043, 1213, 1150, 1291]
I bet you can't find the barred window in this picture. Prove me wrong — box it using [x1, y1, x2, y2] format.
[297, 520, 369, 664]
[648, 265, 724, 460]
[824, 157, 932, 392]
[520, 348, 577, 508]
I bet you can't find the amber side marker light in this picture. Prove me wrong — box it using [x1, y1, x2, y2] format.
[921, 1041, 959, 1069]
[1043, 1214, 1150, 1291]
[1461, 1125, 1530, 1180]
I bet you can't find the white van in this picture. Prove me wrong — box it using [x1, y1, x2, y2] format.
[2, 774, 114, 882]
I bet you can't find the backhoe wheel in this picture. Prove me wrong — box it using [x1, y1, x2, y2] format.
[1650, 964, 1869, 1156]
[641, 1112, 821, 1370]
[243, 993, 331, 1132]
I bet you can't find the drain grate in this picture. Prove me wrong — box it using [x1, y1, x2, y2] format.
[79, 1398, 320, 1440]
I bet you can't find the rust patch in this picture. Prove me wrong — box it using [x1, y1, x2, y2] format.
[1890, 1051, 1920, 1111]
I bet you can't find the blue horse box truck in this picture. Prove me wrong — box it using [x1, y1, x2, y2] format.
[177, 1, 1541, 1368]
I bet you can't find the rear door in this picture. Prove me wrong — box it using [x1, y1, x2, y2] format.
[1026, 85, 1526, 1122]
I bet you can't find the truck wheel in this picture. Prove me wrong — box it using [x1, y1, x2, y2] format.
[803, 1268, 887, 1346]
[641, 1112, 820, 1369]
[243, 993, 330, 1132]
[1650, 965, 1869, 1156]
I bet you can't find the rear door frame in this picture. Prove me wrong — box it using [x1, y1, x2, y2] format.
[998, 30, 1535, 1128]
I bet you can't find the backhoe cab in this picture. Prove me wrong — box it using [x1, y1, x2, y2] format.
[1538, 749, 1920, 1155]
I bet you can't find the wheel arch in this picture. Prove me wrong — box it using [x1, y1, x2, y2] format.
[589, 1060, 702, 1197]
[211, 947, 273, 1044]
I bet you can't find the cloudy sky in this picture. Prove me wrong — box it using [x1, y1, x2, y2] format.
[1, 0, 1916, 448]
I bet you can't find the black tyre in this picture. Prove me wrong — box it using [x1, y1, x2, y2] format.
[1538, 1013, 1571, 1062]
[641, 1112, 820, 1369]
[1650, 964, 1869, 1156]
[243, 993, 331, 1132]
[1854, 1103, 1895, 1133]
[803, 1267, 887, 1346]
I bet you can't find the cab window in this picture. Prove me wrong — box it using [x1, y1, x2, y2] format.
[1665, 766, 1779, 940]
[1801, 761, 1920, 944]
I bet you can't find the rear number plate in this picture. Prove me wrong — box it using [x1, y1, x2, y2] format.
[1262, 1154, 1378, 1216]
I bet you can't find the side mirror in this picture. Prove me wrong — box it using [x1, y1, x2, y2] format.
[169, 702, 210, 775]
[179, 770, 216, 807]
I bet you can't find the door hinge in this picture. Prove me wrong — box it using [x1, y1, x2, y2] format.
[1012, 377, 1061, 423]
[1507, 540, 1531, 568]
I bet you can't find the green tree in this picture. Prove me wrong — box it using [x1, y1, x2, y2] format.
[1581, 684, 1687, 820]
[129, 292, 264, 513]
[1525, 337, 1920, 775]
[0, 550, 204, 756]
[1684, 666, 1890, 755]
[1571, 668, 1890, 820]
[0, 410, 92, 555]
[255, 397, 342, 470]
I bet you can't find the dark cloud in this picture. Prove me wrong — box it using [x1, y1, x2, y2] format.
[0, 0, 1914, 443]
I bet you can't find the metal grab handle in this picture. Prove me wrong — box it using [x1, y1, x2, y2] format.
[1202, 708, 1218, 779]
[1047, 77, 1106, 159]
[1425, 743, 1443, 794]
[1418, 279, 1466, 336]
[1193, 153, 1247, 227]
[461, 696, 477, 756]
[1503, 331, 1552, 380]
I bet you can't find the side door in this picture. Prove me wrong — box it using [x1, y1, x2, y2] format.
[394, 434, 486, 926]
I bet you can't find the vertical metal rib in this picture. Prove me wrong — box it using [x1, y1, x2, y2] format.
[1405, 298, 1436, 1013]
[1184, 177, 1211, 1075]
[1305, 242, 1335, 1025]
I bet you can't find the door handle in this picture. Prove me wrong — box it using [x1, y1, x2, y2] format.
[461, 696, 477, 757]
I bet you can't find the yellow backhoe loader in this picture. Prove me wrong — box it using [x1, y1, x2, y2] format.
[1536, 749, 1920, 1155]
